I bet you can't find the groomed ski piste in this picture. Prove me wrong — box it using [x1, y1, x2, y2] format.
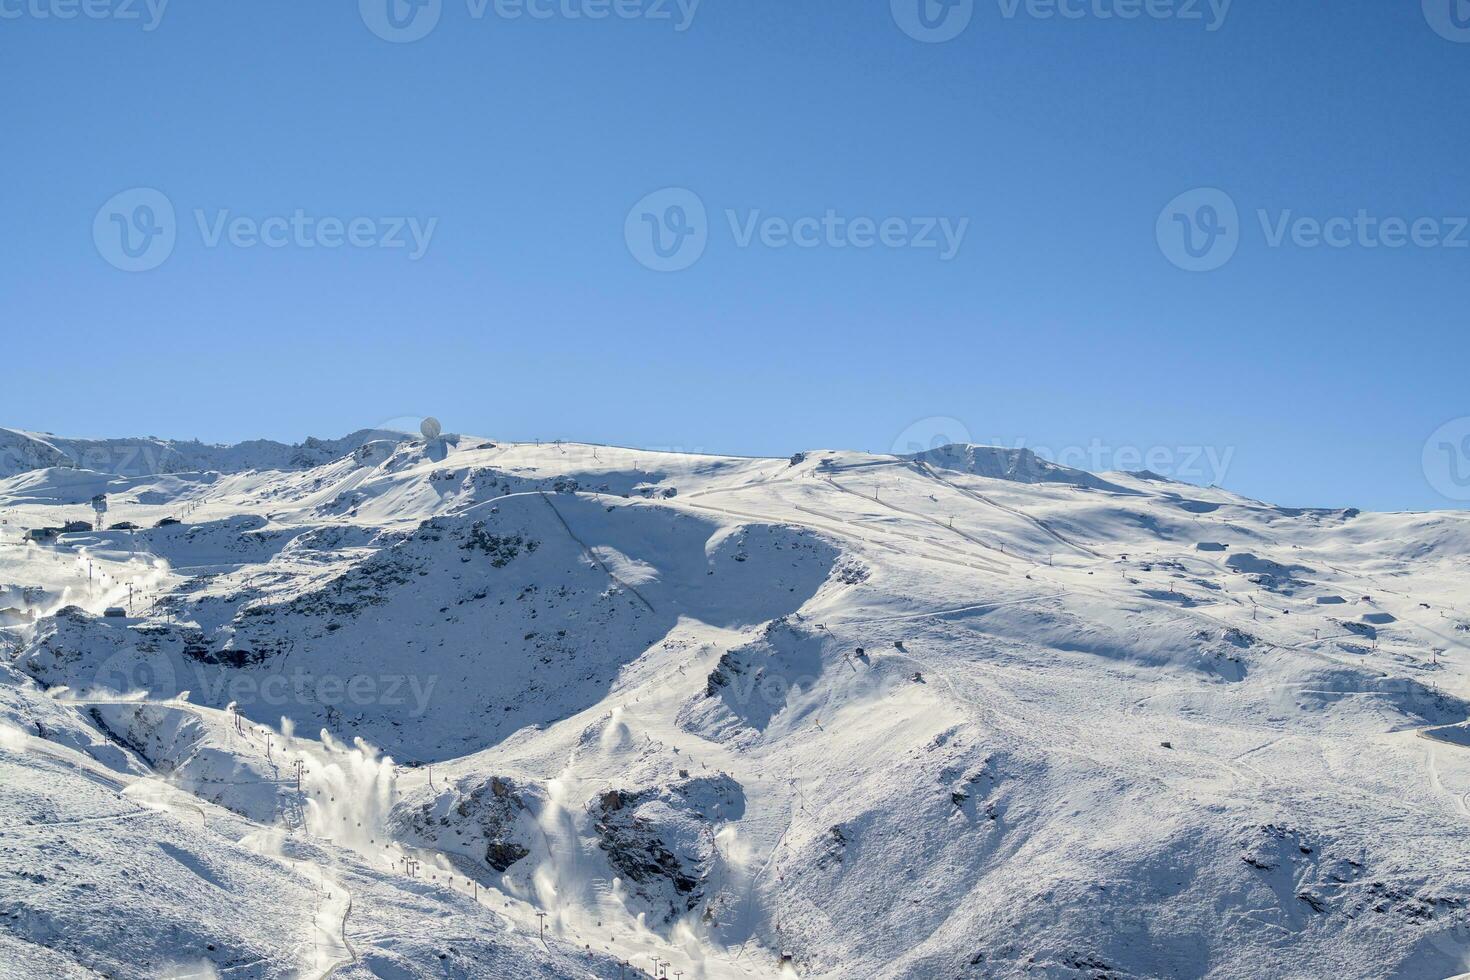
[3, 425, 1470, 978]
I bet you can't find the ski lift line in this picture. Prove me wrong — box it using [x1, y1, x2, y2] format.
[537, 492, 656, 614]
[787, 502, 958, 564]
[786, 503, 1000, 572]
[909, 461, 1106, 560]
[819, 475, 1020, 566]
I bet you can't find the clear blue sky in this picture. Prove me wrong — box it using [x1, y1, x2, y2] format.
[2, 0, 1467, 511]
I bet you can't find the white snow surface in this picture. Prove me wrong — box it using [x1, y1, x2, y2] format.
[2, 434, 1470, 978]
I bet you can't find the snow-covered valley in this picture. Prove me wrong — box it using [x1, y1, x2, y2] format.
[3, 426, 1470, 979]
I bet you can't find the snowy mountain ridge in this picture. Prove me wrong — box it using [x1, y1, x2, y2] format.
[3, 431, 1470, 979]
[0, 426, 422, 480]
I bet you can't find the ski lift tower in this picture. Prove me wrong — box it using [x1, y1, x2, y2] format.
[91, 493, 108, 530]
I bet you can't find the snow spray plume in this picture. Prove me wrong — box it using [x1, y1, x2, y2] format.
[120, 776, 208, 831]
[532, 763, 605, 936]
[281, 720, 396, 853]
[238, 826, 287, 859]
[601, 706, 631, 753]
[671, 919, 709, 977]
[533, 772, 571, 919]
[0, 721, 29, 753]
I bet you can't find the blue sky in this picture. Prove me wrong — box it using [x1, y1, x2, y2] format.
[1, 0, 1467, 511]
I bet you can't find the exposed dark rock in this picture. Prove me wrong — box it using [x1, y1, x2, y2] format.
[592, 774, 744, 923]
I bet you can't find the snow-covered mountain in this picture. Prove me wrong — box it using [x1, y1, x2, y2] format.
[3, 431, 1470, 979]
[0, 427, 420, 480]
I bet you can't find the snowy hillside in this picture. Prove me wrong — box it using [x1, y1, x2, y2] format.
[3, 431, 1470, 979]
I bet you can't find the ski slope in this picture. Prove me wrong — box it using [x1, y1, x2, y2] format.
[3, 431, 1470, 978]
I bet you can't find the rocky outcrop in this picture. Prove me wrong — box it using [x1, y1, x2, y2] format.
[391, 775, 535, 873]
[592, 774, 744, 923]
